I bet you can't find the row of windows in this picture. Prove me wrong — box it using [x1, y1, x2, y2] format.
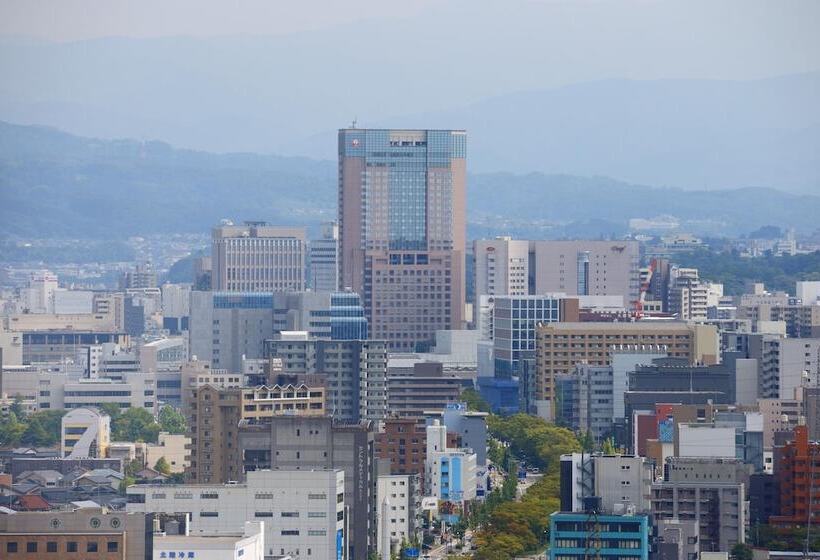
[6, 541, 118, 553]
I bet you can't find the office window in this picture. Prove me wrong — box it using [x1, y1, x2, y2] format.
[67, 542, 78, 552]
[26, 542, 37, 552]
[87, 541, 99, 552]
[47, 542, 58, 552]
[108, 541, 119, 552]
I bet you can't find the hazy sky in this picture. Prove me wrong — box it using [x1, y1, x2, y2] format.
[1, 0, 818, 190]
[0, 0, 437, 41]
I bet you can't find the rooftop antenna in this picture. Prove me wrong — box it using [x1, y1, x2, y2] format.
[351, 118, 357, 129]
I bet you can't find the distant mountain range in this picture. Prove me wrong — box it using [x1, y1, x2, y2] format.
[1, 121, 819, 240]
[0, 32, 818, 192]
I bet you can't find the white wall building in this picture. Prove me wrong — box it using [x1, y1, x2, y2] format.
[128, 469, 345, 560]
[424, 420, 478, 504]
[20, 270, 58, 314]
[473, 238, 530, 307]
[376, 474, 422, 557]
[309, 222, 339, 292]
[677, 425, 737, 458]
[161, 282, 192, 318]
[797, 281, 820, 305]
[62, 372, 158, 413]
[153, 521, 265, 560]
[53, 290, 94, 314]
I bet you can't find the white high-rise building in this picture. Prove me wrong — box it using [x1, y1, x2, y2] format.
[424, 420, 477, 503]
[473, 238, 530, 306]
[21, 270, 58, 314]
[797, 281, 820, 305]
[667, 267, 708, 321]
[309, 222, 339, 292]
[161, 282, 191, 318]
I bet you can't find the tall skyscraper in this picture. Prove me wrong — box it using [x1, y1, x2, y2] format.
[309, 221, 339, 291]
[338, 128, 466, 351]
[211, 221, 306, 292]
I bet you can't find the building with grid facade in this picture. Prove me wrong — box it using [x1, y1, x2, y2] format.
[338, 129, 466, 352]
[212, 222, 306, 293]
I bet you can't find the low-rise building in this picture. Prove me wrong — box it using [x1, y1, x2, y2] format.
[153, 520, 265, 560]
[128, 469, 345, 560]
[0, 506, 152, 560]
[145, 433, 191, 474]
[61, 407, 110, 459]
[548, 512, 650, 560]
[650, 481, 746, 553]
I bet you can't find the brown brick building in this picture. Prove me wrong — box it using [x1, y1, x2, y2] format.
[187, 382, 327, 483]
[770, 425, 820, 527]
[375, 417, 460, 486]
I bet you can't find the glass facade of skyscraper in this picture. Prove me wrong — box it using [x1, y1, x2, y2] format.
[330, 291, 368, 340]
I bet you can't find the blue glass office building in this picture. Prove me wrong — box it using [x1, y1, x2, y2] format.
[549, 512, 649, 560]
[330, 291, 368, 340]
[492, 295, 562, 378]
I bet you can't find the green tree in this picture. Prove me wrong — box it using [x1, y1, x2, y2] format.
[158, 405, 187, 434]
[124, 458, 144, 478]
[9, 395, 27, 420]
[26, 410, 66, 446]
[154, 456, 171, 475]
[118, 475, 136, 494]
[100, 403, 123, 421]
[731, 543, 753, 560]
[461, 388, 491, 413]
[602, 437, 616, 455]
[579, 430, 594, 452]
[21, 416, 51, 447]
[0, 412, 27, 447]
[113, 408, 160, 443]
[472, 414, 577, 559]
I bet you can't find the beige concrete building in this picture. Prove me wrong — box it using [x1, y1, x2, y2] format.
[7, 311, 117, 333]
[145, 432, 191, 474]
[535, 321, 718, 419]
[211, 222, 306, 292]
[532, 240, 639, 302]
[473, 238, 530, 302]
[0, 507, 151, 560]
[758, 397, 802, 450]
[240, 383, 326, 419]
[472, 238, 640, 311]
[0, 329, 23, 365]
[187, 382, 327, 484]
[338, 129, 466, 352]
